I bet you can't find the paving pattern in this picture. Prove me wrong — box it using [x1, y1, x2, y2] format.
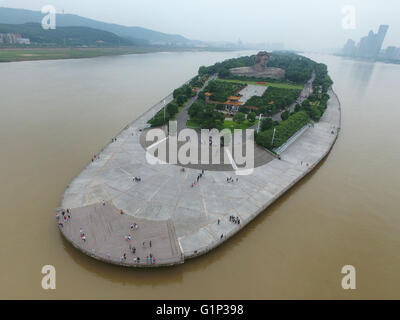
[59, 86, 341, 267]
[238, 84, 268, 104]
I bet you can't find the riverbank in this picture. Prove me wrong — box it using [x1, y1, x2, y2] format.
[0, 46, 234, 63]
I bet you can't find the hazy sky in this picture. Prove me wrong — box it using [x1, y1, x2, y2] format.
[1, 0, 399, 50]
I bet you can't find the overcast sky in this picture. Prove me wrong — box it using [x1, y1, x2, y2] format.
[1, 0, 399, 50]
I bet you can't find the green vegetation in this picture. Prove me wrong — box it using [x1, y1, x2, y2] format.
[243, 87, 301, 116]
[187, 100, 257, 131]
[256, 111, 310, 149]
[260, 117, 275, 131]
[198, 56, 254, 78]
[247, 112, 256, 123]
[291, 63, 332, 122]
[148, 75, 207, 127]
[255, 61, 333, 150]
[188, 101, 225, 129]
[199, 52, 317, 84]
[186, 119, 201, 128]
[148, 95, 190, 127]
[313, 63, 333, 95]
[216, 78, 304, 90]
[0, 23, 133, 47]
[0, 7, 190, 45]
[204, 80, 244, 102]
[280, 110, 290, 121]
[148, 101, 179, 127]
[268, 52, 314, 83]
[0, 46, 196, 63]
[233, 112, 245, 124]
[222, 119, 258, 131]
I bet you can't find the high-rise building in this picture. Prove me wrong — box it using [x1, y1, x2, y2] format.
[374, 25, 389, 56]
[342, 25, 389, 59]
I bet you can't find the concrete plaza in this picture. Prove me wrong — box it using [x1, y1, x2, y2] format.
[60, 87, 341, 267]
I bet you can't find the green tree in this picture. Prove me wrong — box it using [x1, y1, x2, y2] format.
[167, 102, 178, 116]
[260, 117, 274, 131]
[233, 112, 245, 124]
[188, 101, 204, 118]
[247, 112, 256, 123]
[177, 95, 186, 106]
[218, 67, 230, 78]
[198, 66, 208, 76]
[198, 91, 206, 101]
[281, 110, 290, 121]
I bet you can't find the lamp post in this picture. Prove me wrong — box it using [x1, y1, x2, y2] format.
[271, 128, 276, 147]
[257, 113, 262, 133]
[163, 100, 166, 124]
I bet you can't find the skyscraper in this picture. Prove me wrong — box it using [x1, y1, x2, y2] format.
[374, 25, 389, 57]
[342, 25, 389, 60]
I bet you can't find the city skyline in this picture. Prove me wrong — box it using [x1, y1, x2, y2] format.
[0, 0, 399, 51]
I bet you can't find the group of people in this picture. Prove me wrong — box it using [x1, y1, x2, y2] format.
[191, 170, 205, 188]
[133, 176, 142, 182]
[130, 223, 138, 230]
[91, 154, 100, 162]
[146, 254, 156, 264]
[79, 228, 87, 242]
[129, 244, 136, 255]
[124, 234, 132, 241]
[111, 137, 117, 143]
[56, 209, 71, 228]
[229, 215, 241, 225]
[226, 177, 239, 183]
[120, 253, 127, 262]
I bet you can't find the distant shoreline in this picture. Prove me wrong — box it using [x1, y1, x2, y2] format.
[334, 53, 400, 65]
[0, 46, 235, 63]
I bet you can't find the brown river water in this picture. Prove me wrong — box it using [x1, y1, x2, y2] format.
[0, 51, 399, 299]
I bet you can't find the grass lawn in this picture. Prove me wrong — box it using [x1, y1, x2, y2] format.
[186, 119, 200, 128]
[186, 119, 258, 130]
[223, 119, 258, 130]
[216, 78, 304, 90]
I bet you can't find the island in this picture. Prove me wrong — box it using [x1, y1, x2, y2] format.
[57, 51, 341, 267]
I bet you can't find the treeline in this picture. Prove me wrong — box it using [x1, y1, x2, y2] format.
[148, 101, 180, 127]
[255, 61, 334, 150]
[204, 80, 244, 102]
[188, 100, 224, 129]
[198, 56, 254, 78]
[255, 111, 310, 149]
[290, 62, 332, 122]
[313, 63, 333, 94]
[268, 53, 315, 83]
[198, 52, 316, 84]
[243, 87, 301, 115]
[293, 91, 330, 122]
[148, 78, 200, 127]
[0, 23, 133, 46]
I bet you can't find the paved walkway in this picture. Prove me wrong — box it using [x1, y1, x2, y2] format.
[175, 74, 217, 132]
[59, 80, 340, 267]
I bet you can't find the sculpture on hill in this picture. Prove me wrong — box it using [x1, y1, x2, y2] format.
[230, 51, 285, 79]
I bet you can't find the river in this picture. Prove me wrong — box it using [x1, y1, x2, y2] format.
[0, 50, 399, 299]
